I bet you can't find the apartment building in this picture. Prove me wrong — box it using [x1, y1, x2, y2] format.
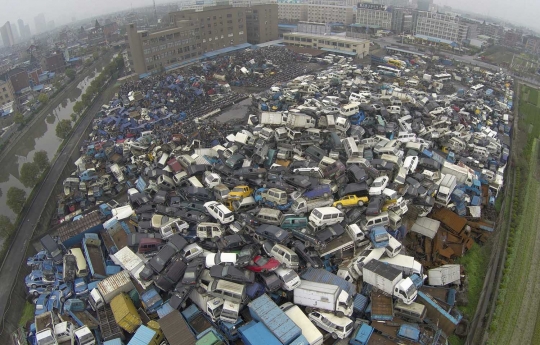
[355, 4, 393, 31]
[414, 11, 466, 43]
[283, 32, 369, 57]
[277, 1, 308, 23]
[1, 22, 15, 47]
[246, 4, 279, 44]
[307, 4, 354, 25]
[0, 79, 15, 107]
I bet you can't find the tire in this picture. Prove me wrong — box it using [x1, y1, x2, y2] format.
[32, 291, 39, 297]
[358, 201, 364, 206]
[239, 176, 244, 180]
[323, 193, 329, 198]
[331, 333, 338, 339]
[60, 297, 66, 303]
[336, 203, 343, 209]
[306, 307, 313, 313]
[336, 311, 344, 318]
[258, 174, 262, 178]
[31, 284, 36, 289]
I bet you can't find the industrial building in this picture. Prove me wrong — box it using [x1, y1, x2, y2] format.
[355, 4, 393, 31]
[245, 4, 279, 44]
[413, 11, 468, 45]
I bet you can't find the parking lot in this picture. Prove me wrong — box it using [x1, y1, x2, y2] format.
[18, 46, 514, 345]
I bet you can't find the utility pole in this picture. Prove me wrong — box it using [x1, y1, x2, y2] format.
[153, 0, 158, 24]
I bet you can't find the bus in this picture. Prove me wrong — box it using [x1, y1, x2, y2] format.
[470, 84, 484, 92]
[377, 65, 401, 77]
[433, 73, 452, 82]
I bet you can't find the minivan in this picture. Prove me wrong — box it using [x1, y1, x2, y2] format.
[173, 171, 189, 186]
[208, 279, 248, 304]
[177, 154, 196, 169]
[309, 207, 344, 227]
[157, 153, 170, 169]
[256, 208, 285, 226]
[255, 224, 292, 244]
[269, 244, 299, 269]
[308, 311, 353, 340]
[232, 196, 257, 213]
[187, 176, 204, 188]
[197, 222, 224, 240]
[359, 212, 389, 231]
[281, 216, 308, 230]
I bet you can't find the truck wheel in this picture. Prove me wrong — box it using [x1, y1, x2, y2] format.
[258, 174, 263, 178]
[358, 201, 364, 206]
[31, 284, 36, 289]
[336, 311, 345, 317]
[60, 296, 66, 303]
[323, 193, 329, 198]
[336, 203, 343, 209]
[239, 176, 244, 180]
[332, 333, 338, 339]
[32, 291, 39, 297]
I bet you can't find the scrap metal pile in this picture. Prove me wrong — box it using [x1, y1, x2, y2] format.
[23, 49, 514, 345]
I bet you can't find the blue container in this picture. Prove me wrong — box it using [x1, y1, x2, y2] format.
[239, 321, 281, 345]
[248, 294, 301, 345]
[353, 294, 369, 316]
[350, 324, 374, 345]
[127, 325, 157, 345]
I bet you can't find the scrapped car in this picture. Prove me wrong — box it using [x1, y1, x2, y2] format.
[369, 176, 389, 195]
[332, 195, 369, 208]
[246, 255, 280, 273]
[205, 252, 238, 268]
[204, 201, 235, 224]
[210, 264, 255, 284]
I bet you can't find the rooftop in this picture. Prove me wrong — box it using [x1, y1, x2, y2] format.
[284, 32, 369, 44]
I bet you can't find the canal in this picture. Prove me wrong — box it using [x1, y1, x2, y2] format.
[0, 65, 105, 220]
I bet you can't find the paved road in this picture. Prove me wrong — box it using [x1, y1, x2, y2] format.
[373, 37, 540, 87]
[0, 76, 118, 325]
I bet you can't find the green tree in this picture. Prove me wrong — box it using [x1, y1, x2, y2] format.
[65, 68, 76, 81]
[73, 101, 83, 114]
[38, 93, 49, 104]
[0, 215, 15, 238]
[81, 93, 91, 106]
[56, 119, 72, 139]
[93, 51, 99, 61]
[71, 113, 77, 122]
[33, 150, 49, 171]
[6, 187, 26, 214]
[13, 112, 25, 124]
[20, 162, 40, 188]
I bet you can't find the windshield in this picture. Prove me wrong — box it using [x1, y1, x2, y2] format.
[283, 272, 296, 281]
[375, 233, 389, 242]
[291, 254, 299, 263]
[184, 272, 195, 279]
[373, 181, 382, 187]
[405, 284, 417, 298]
[232, 187, 243, 193]
[256, 257, 269, 266]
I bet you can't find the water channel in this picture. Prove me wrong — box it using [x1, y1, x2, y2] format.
[0, 65, 106, 220]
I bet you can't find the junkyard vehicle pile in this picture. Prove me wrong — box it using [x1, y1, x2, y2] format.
[21, 48, 514, 345]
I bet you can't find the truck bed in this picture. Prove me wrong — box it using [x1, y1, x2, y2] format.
[35, 313, 55, 332]
[368, 332, 400, 345]
[370, 293, 394, 321]
[189, 314, 213, 335]
[97, 306, 124, 341]
[319, 233, 354, 257]
[87, 244, 106, 276]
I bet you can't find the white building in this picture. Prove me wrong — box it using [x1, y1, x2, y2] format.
[355, 4, 393, 31]
[307, 4, 354, 25]
[283, 32, 370, 57]
[414, 11, 467, 43]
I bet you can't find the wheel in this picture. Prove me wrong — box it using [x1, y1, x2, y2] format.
[239, 176, 244, 180]
[331, 333, 338, 339]
[323, 193, 329, 198]
[336, 203, 343, 209]
[336, 311, 344, 317]
[358, 201, 364, 206]
[32, 291, 39, 297]
[31, 284, 36, 289]
[60, 296, 66, 303]
[306, 307, 313, 313]
[258, 174, 262, 178]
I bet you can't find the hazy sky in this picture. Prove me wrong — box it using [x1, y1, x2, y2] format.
[1, 0, 540, 33]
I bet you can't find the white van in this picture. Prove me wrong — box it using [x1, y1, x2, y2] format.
[359, 212, 389, 232]
[308, 311, 353, 339]
[177, 154, 196, 169]
[157, 175, 175, 191]
[274, 267, 301, 291]
[173, 171, 189, 186]
[232, 196, 257, 213]
[197, 222, 224, 240]
[281, 303, 323, 345]
[396, 131, 416, 143]
[385, 234, 402, 257]
[380, 154, 402, 166]
[208, 279, 247, 304]
[188, 176, 204, 188]
[269, 244, 299, 269]
[473, 146, 489, 158]
[342, 137, 360, 159]
[394, 167, 408, 185]
[309, 207, 344, 227]
[403, 156, 418, 173]
[340, 103, 360, 117]
[156, 153, 169, 169]
[406, 79, 419, 87]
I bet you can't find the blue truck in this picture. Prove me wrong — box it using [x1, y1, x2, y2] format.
[248, 294, 302, 345]
[181, 303, 241, 342]
[82, 233, 107, 280]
